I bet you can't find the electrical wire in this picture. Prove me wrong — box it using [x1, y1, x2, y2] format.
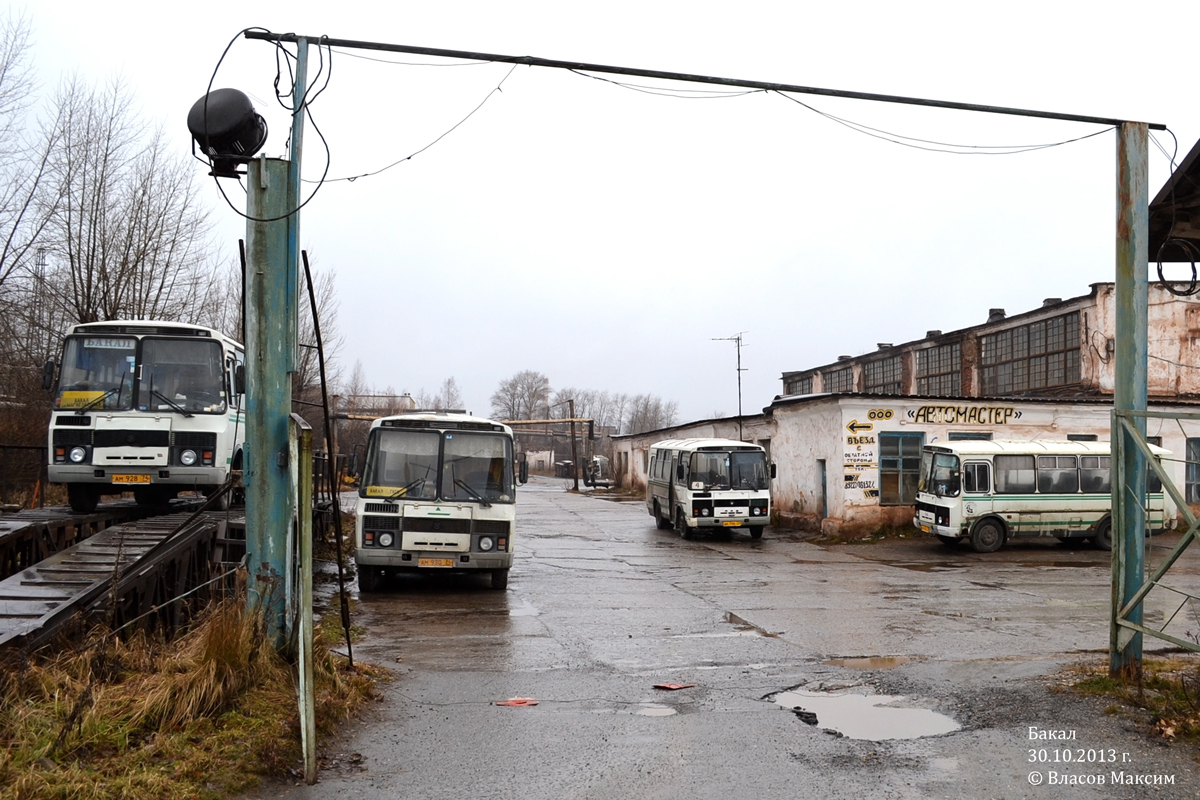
[313, 63, 520, 184]
[774, 90, 1114, 155]
[568, 69, 763, 99]
[201, 30, 333, 222]
[1150, 128, 1200, 297]
[329, 47, 491, 68]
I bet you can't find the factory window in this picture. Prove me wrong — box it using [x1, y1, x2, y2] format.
[788, 375, 813, 395]
[879, 432, 924, 505]
[915, 342, 961, 396]
[979, 312, 1080, 395]
[824, 366, 854, 393]
[863, 356, 902, 395]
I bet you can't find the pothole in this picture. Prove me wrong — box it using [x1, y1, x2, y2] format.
[636, 703, 677, 717]
[775, 689, 959, 741]
[824, 656, 912, 670]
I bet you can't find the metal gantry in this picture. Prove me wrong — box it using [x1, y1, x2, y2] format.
[244, 30, 1169, 678]
[1111, 409, 1200, 656]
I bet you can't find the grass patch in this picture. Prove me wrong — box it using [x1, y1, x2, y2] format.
[1068, 654, 1200, 746]
[0, 587, 382, 800]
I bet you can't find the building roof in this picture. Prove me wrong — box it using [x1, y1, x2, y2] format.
[1150, 137, 1200, 262]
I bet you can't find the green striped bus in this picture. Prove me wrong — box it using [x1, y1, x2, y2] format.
[913, 439, 1175, 552]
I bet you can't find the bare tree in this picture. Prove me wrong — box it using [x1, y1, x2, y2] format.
[490, 370, 551, 420]
[436, 377, 464, 411]
[0, 11, 62, 365]
[39, 75, 215, 325]
[624, 393, 679, 434]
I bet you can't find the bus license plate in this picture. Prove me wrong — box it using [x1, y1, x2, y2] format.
[112, 474, 151, 484]
[920, 525, 931, 533]
[721, 520, 741, 527]
[418, 557, 454, 568]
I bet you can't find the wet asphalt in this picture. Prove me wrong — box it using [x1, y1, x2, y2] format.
[245, 477, 1200, 800]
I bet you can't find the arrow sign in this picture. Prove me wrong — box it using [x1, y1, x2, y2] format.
[846, 420, 873, 434]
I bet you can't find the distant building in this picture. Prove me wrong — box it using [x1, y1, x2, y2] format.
[612, 283, 1200, 535]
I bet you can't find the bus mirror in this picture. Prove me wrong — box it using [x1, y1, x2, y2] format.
[233, 364, 246, 394]
[42, 360, 56, 392]
[676, 463, 685, 481]
[519, 460, 529, 484]
[346, 452, 359, 479]
[770, 462, 777, 480]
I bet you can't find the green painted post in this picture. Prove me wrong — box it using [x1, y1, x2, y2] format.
[1110, 122, 1149, 678]
[244, 156, 296, 647]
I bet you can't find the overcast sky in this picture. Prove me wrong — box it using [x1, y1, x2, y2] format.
[22, 1, 1200, 425]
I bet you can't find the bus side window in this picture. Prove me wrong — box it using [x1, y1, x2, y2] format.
[963, 462, 991, 493]
[994, 455, 1035, 494]
[1038, 455, 1079, 494]
[1080, 456, 1111, 494]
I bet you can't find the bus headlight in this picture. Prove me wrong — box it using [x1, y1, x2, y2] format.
[179, 449, 198, 466]
[378, 532, 394, 547]
[701, 508, 711, 516]
[69, 446, 88, 463]
[478, 536, 495, 552]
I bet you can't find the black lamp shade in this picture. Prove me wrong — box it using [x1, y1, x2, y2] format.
[187, 88, 267, 177]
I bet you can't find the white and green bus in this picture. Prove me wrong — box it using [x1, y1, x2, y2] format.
[913, 440, 1175, 552]
[646, 438, 774, 540]
[46, 320, 246, 513]
[354, 412, 527, 591]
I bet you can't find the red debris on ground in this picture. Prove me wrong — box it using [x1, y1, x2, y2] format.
[495, 697, 539, 707]
[652, 683, 696, 690]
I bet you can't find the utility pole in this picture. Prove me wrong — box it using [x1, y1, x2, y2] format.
[568, 398, 580, 492]
[713, 332, 748, 440]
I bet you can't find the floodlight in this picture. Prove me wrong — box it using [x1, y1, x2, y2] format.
[187, 88, 267, 178]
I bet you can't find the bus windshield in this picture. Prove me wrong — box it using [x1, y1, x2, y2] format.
[927, 453, 960, 498]
[441, 432, 514, 503]
[56, 336, 136, 410]
[363, 429, 515, 503]
[138, 338, 227, 414]
[363, 429, 440, 500]
[690, 450, 769, 491]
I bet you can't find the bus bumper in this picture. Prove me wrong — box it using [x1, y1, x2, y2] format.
[49, 465, 229, 488]
[913, 514, 959, 539]
[355, 550, 514, 571]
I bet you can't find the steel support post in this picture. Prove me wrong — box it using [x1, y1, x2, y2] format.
[1110, 122, 1149, 678]
[244, 157, 297, 648]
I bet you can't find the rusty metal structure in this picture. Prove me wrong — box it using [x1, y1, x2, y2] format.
[0, 498, 207, 582]
[0, 508, 245, 651]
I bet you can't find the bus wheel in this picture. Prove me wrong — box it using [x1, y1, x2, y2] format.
[358, 565, 382, 593]
[1091, 518, 1113, 551]
[750, 526, 765, 540]
[491, 569, 510, 590]
[67, 484, 99, 514]
[969, 519, 1004, 553]
[654, 501, 672, 530]
[676, 509, 692, 540]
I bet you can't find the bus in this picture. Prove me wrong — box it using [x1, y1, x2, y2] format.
[354, 412, 527, 591]
[46, 320, 246, 513]
[646, 438, 774, 540]
[913, 440, 1175, 552]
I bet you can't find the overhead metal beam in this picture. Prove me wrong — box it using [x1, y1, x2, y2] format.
[245, 30, 1166, 131]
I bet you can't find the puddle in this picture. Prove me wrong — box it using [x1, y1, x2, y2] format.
[508, 600, 540, 617]
[636, 704, 677, 717]
[724, 612, 780, 637]
[824, 656, 911, 670]
[775, 689, 959, 741]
